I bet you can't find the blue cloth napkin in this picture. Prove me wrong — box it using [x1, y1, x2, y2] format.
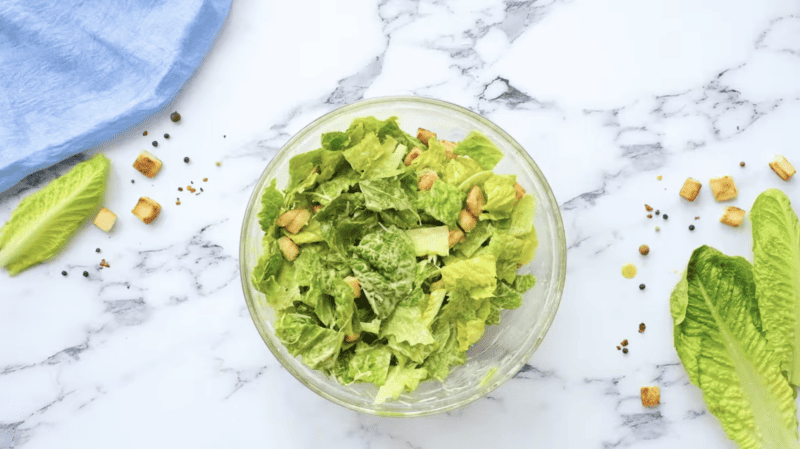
[0, 0, 231, 193]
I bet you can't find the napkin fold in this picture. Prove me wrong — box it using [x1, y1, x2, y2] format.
[0, 0, 232, 193]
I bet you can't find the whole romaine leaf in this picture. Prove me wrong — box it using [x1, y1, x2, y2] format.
[671, 245, 799, 449]
[453, 130, 504, 170]
[750, 189, 800, 385]
[415, 179, 466, 228]
[258, 179, 284, 232]
[275, 312, 344, 370]
[0, 154, 109, 276]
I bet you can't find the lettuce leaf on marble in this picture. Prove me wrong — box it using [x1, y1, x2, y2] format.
[671, 245, 799, 449]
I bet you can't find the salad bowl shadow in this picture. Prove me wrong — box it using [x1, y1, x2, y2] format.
[239, 96, 567, 417]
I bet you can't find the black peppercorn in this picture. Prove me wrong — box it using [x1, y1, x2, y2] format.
[639, 283, 646, 290]
[95, 248, 100, 253]
[184, 157, 190, 163]
[152, 141, 158, 147]
[622, 348, 629, 354]
[61, 271, 67, 276]
[164, 133, 170, 139]
[663, 214, 668, 220]
[83, 271, 89, 277]
[689, 224, 695, 231]
[170, 111, 181, 122]
[655, 210, 660, 215]
[131, 179, 135, 184]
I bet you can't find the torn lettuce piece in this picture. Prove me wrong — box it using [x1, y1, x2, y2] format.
[406, 226, 449, 257]
[440, 255, 497, 299]
[258, 178, 284, 232]
[310, 168, 360, 205]
[454, 220, 494, 258]
[360, 178, 416, 215]
[343, 133, 405, 180]
[750, 189, 800, 386]
[671, 245, 799, 449]
[275, 312, 344, 370]
[410, 138, 449, 175]
[444, 157, 484, 186]
[375, 363, 428, 404]
[453, 130, 504, 170]
[481, 174, 517, 220]
[416, 180, 466, 228]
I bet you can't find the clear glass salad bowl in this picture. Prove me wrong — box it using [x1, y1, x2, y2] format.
[239, 96, 567, 417]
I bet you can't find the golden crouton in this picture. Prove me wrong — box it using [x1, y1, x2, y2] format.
[466, 186, 486, 216]
[131, 197, 161, 224]
[514, 182, 526, 201]
[344, 276, 361, 298]
[93, 207, 117, 232]
[419, 172, 439, 191]
[133, 151, 162, 178]
[459, 209, 477, 233]
[640, 386, 660, 407]
[720, 206, 746, 227]
[404, 147, 422, 166]
[770, 155, 796, 181]
[278, 236, 299, 261]
[417, 128, 436, 146]
[709, 176, 738, 202]
[277, 209, 300, 227]
[440, 140, 458, 160]
[680, 178, 702, 201]
[448, 229, 465, 248]
[284, 209, 311, 235]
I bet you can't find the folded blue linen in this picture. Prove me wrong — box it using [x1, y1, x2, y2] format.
[0, 0, 231, 193]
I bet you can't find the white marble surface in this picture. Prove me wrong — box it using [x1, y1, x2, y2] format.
[2, 0, 800, 447]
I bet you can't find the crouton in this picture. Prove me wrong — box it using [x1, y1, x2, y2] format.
[709, 176, 738, 202]
[466, 186, 486, 216]
[284, 209, 311, 235]
[278, 236, 299, 261]
[679, 178, 702, 201]
[404, 147, 422, 166]
[448, 229, 466, 248]
[277, 209, 301, 227]
[417, 128, 436, 146]
[93, 207, 117, 232]
[131, 197, 161, 224]
[640, 386, 660, 407]
[770, 155, 796, 181]
[133, 151, 162, 178]
[345, 333, 361, 343]
[459, 209, 477, 233]
[514, 182, 526, 201]
[720, 206, 746, 227]
[419, 172, 439, 191]
[440, 140, 458, 160]
[344, 276, 361, 298]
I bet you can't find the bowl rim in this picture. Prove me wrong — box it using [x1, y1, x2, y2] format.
[239, 95, 567, 417]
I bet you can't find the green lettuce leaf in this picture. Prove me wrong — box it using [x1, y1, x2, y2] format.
[321, 131, 350, 151]
[275, 312, 344, 370]
[343, 342, 392, 386]
[405, 226, 449, 257]
[441, 255, 497, 299]
[444, 156, 483, 186]
[751, 189, 800, 386]
[343, 133, 405, 180]
[423, 324, 465, 381]
[458, 170, 494, 192]
[481, 174, 517, 220]
[258, 179, 284, 232]
[350, 227, 417, 318]
[410, 138, 449, 175]
[453, 130, 504, 170]
[509, 195, 535, 236]
[288, 149, 344, 189]
[344, 116, 422, 151]
[310, 168, 360, 205]
[359, 178, 416, 214]
[415, 180, 466, 228]
[375, 363, 428, 404]
[454, 220, 494, 258]
[671, 245, 799, 449]
[286, 219, 323, 244]
[0, 154, 110, 276]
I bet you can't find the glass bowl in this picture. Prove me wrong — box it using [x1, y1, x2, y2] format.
[239, 96, 566, 417]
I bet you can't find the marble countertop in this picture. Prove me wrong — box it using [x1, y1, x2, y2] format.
[2, 0, 800, 447]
